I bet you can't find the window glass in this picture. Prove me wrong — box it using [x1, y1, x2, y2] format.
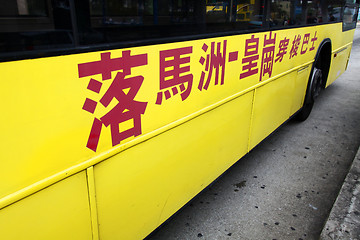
[270, 0, 306, 27]
[8, 0, 351, 59]
[305, 0, 343, 24]
[206, 0, 229, 23]
[0, 0, 75, 57]
[0, 0, 47, 16]
[269, 0, 347, 28]
[321, 0, 344, 23]
[90, 0, 139, 18]
[343, 5, 358, 29]
[236, 0, 265, 28]
[79, 0, 266, 45]
[306, 0, 323, 24]
[0, 0, 268, 58]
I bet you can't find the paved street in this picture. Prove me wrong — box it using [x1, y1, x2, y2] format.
[147, 26, 360, 240]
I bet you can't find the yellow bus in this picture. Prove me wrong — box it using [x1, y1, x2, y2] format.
[0, 0, 358, 239]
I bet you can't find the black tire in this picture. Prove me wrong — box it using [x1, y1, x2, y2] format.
[295, 67, 323, 121]
[295, 101, 314, 121]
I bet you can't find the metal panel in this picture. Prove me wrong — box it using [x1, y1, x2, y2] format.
[0, 172, 92, 240]
[290, 65, 311, 116]
[250, 74, 294, 149]
[93, 93, 253, 240]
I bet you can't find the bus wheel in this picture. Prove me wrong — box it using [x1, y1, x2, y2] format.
[295, 67, 323, 121]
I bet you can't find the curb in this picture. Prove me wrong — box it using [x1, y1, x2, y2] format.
[320, 146, 360, 239]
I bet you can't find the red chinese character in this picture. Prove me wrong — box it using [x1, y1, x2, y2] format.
[301, 33, 310, 55]
[156, 46, 193, 104]
[78, 51, 148, 152]
[309, 31, 318, 51]
[198, 40, 227, 91]
[78, 51, 147, 80]
[289, 35, 301, 59]
[275, 37, 289, 63]
[240, 35, 259, 79]
[260, 32, 276, 81]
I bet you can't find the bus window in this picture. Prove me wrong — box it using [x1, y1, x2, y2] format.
[0, 0, 75, 57]
[342, 0, 359, 30]
[269, 0, 306, 27]
[0, 0, 270, 58]
[326, 0, 344, 22]
[306, 0, 324, 24]
[343, 5, 358, 29]
[235, 0, 266, 28]
[206, 0, 229, 23]
[84, 0, 198, 44]
[79, 0, 268, 46]
[269, 0, 345, 28]
[0, 0, 47, 16]
[329, 7, 342, 22]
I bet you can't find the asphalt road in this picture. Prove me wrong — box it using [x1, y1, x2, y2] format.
[147, 26, 360, 240]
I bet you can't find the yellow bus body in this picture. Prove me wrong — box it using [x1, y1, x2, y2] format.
[0, 23, 355, 239]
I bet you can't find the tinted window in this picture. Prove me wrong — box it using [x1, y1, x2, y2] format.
[0, 0, 75, 56]
[2, 0, 355, 60]
[0, 0, 47, 16]
[0, 0, 269, 59]
[343, 4, 358, 30]
[269, 0, 347, 28]
[73, 0, 267, 45]
[269, 0, 307, 27]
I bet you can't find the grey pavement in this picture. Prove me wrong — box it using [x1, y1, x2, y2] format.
[320, 146, 360, 240]
[320, 23, 360, 240]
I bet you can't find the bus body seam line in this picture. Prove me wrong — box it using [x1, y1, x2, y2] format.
[332, 42, 353, 54]
[86, 167, 100, 240]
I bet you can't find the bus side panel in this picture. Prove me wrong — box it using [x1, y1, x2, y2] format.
[290, 65, 311, 116]
[0, 26, 322, 202]
[326, 27, 355, 87]
[0, 55, 93, 201]
[326, 45, 353, 87]
[0, 172, 92, 240]
[249, 73, 296, 149]
[93, 92, 253, 240]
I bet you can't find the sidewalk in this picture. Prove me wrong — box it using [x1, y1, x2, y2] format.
[320, 146, 360, 239]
